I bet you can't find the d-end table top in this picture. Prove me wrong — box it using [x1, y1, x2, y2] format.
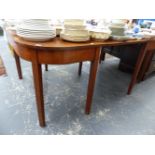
[7, 30, 150, 50]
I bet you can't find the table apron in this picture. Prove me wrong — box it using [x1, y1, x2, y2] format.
[13, 44, 35, 61]
[37, 47, 98, 64]
[147, 41, 155, 51]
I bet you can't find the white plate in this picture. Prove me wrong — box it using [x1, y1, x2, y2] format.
[18, 35, 56, 41]
[17, 34, 56, 39]
[17, 29, 56, 35]
[64, 25, 86, 30]
[17, 30, 55, 34]
[17, 32, 56, 38]
[61, 30, 89, 38]
[60, 33, 90, 42]
[17, 25, 53, 31]
[17, 33, 56, 41]
[111, 35, 132, 41]
[64, 19, 85, 26]
[21, 19, 50, 25]
[17, 31, 56, 36]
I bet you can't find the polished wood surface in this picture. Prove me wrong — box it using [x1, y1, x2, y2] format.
[85, 47, 101, 114]
[32, 56, 45, 127]
[11, 32, 149, 50]
[6, 30, 155, 127]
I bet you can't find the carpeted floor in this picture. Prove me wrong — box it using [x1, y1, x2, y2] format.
[0, 35, 155, 135]
[0, 55, 6, 76]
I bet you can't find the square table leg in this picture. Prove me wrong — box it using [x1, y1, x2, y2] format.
[13, 50, 23, 79]
[127, 43, 148, 94]
[78, 62, 83, 76]
[85, 47, 101, 114]
[45, 64, 48, 71]
[32, 60, 45, 127]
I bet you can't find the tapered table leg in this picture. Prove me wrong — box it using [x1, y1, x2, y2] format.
[78, 62, 83, 76]
[45, 64, 48, 71]
[127, 43, 148, 95]
[138, 51, 153, 81]
[85, 47, 101, 114]
[13, 51, 23, 79]
[32, 61, 45, 127]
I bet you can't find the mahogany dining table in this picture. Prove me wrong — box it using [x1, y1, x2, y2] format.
[6, 30, 154, 127]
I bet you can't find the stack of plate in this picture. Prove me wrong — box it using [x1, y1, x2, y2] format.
[16, 19, 56, 41]
[109, 20, 126, 36]
[109, 20, 129, 41]
[60, 19, 90, 42]
[90, 28, 111, 41]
